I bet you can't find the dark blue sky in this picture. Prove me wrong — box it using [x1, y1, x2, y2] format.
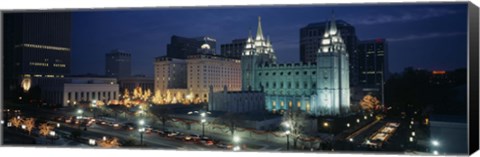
[71, 3, 468, 77]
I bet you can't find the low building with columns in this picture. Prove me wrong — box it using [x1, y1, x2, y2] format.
[41, 77, 120, 106]
[208, 85, 265, 113]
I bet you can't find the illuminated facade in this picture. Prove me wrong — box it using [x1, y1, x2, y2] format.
[41, 77, 119, 106]
[241, 15, 351, 116]
[154, 53, 242, 103]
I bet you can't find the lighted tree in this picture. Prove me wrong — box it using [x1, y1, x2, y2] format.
[39, 123, 53, 136]
[123, 89, 130, 99]
[9, 117, 22, 129]
[144, 89, 152, 101]
[175, 92, 183, 104]
[359, 94, 381, 112]
[24, 118, 35, 135]
[152, 89, 163, 104]
[98, 137, 120, 148]
[283, 110, 308, 149]
[165, 90, 172, 103]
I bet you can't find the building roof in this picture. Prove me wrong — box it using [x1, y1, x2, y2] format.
[303, 20, 353, 28]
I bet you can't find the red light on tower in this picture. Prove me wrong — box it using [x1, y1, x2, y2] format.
[375, 38, 383, 43]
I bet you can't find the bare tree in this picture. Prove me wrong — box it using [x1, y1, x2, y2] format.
[283, 110, 308, 149]
[214, 112, 243, 136]
[24, 118, 35, 135]
[151, 107, 172, 132]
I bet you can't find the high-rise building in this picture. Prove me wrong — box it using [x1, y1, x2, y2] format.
[356, 38, 389, 102]
[166, 35, 216, 59]
[105, 49, 131, 78]
[3, 12, 71, 99]
[220, 38, 247, 59]
[300, 20, 359, 87]
[241, 15, 350, 116]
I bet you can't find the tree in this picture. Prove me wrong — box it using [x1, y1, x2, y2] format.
[24, 118, 35, 135]
[215, 112, 243, 136]
[39, 123, 53, 136]
[283, 110, 308, 149]
[151, 107, 172, 132]
[98, 137, 120, 148]
[10, 117, 22, 129]
[123, 88, 130, 99]
[359, 93, 381, 112]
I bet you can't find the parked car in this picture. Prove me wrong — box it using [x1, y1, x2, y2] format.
[216, 142, 232, 149]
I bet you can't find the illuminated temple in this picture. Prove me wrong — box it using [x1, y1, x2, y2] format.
[241, 15, 351, 116]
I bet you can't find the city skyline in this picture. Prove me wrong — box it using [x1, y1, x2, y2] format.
[71, 3, 467, 77]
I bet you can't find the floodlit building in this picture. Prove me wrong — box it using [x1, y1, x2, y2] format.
[242, 15, 351, 116]
[300, 19, 359, 87]
[41, 77, 120, 106]
[154, 53, 242, 102]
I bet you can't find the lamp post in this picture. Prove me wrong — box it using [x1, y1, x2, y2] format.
[49, 131, 56, 144]
[139, 119, 145, 145]
[91, 100, 97, 118]
[188, 110, 210, 137]
[285, 130, 291, 150]
[77, 109, 84, 129]
[233, 136, 241, 151]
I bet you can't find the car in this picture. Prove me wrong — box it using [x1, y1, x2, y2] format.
[167, 131, 180, 137]
[185, 134, 200, 141]
[200, 139, 214, 146]
[175, 133, 185, 140]
[216, 142, 229, 149]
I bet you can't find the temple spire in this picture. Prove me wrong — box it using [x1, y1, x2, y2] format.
[329, 11, 337, 35]
[256, 16, 265, 41]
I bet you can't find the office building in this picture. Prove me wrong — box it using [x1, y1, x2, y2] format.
[3, 12, 71, 99]
[166, 35, 216, 59]
[154, 56, 188, 90]
[356, 39, 389, 102]
[220, 38, 247, 59]
[105, 49, 131, 78]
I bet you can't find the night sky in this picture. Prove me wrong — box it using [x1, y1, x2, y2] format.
[71, 3, 468, 77]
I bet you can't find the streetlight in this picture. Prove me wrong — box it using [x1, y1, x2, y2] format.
[409, 137, 414, 142]
[89, 139, 96, 146]
[49, 131, 56, 144]
[349, 138, 354, 142]
[431, 140, 440, 147]
[233, 136, 241, 151]
[356, 119, 360, 123]
[433, 150, 439, 155]
[57, 123, 60, 128]
[411, 131, 416, 137]
[346, 123, 350, 128]
[188, 110, 211, 137]
[91, 100, 97, 118]
[285, 130, 291, 150]
[323, 122, 329, 127]
[21, 124, 26, 130]
[139, 119, 145, 145]
[201, 119, 207, 137]
[364, 115, 368, 120]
